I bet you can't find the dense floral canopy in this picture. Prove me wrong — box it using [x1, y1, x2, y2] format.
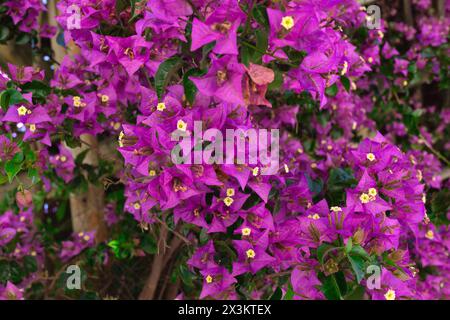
[0, 0, 448, 300]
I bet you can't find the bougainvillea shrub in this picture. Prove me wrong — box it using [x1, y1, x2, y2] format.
[0, 0, 448, 300]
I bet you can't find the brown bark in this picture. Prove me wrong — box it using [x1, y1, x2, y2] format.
[139, 226, 168, 300]
[437, 0, 445, 18]
[403, 0, 414, 26]
[164, 278, 181, 300]
[139, 221, 187, 300]
[68, 134, 107, 243]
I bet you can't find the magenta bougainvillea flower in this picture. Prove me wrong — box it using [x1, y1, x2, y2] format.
[0, 0, 448, 302]
[190, 54, 246, 105]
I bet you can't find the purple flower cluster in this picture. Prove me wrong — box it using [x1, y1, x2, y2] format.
[0, 0, 448, 300]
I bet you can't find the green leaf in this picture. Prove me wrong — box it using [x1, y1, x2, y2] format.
[344, 285, 366, 300]
[23, 256, 38, 274]
[12, 151, 24, 164]
[0, 25, 10, 42]
[5, 160, 22, 183]
[430, 189, 450, 225]
[348, 254, 366, 283]
[253, 5, 269, 28]
[141, 235, 157, 254]
[252, 29, 268, 63]
[115, 0, 128, 15]
[317, 243, 336, 264]
[270, 287, 283, 300]
[128, 0, 141, 23]
[107, 240, 119, 250]
[178, 264, 194, 287]
[75, 149, 90, 166]
[345, 238, 353, 254]
[349, 245, 370, 260]
[23, 146, 37, 162]
[341, 76, 351, 92]
[306, 174, 323, 195]
[21, 81, 51, 100]
[325, 83, 338, 97]
[326, 168, 356, 203]
[283, 285, 294, 300]
[201, 41, 215, 57]
[0, 174, 8, 185]
[0, 260, 11, 283]
[27, 168, 40, 184]
[15, 33, 31, 45]
[182, 69, 205, 104]
[56, 200, 68, 222]
[154, 56, 182, 100]
[268, 68, 283, 90]
[64, 135, 81, 148]
[240, 45, 252, 66]
[334, 271, 348, 296]
[0, 89, 28, 111]
[321, 275, 341, 300]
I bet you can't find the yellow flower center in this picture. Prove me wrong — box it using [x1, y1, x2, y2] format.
[133, 202, 141, 210]
[360, 193, 370, 204]
[368, 188, 377, 197]
[284, 164, 289, 173]
[341, 61, 348, 76]
[29, 124, 36, 132]
[60, 156, 67, 163]
[281, 16, 295, 30]
[206, 275, 213, 283]
[177, 119, 187, 132]
[308, 213, 320, 220]
[149, 170, 156, 177]
[118, 131, 124, 147]
[242, 228, 251, 236]
[330, 206, 342, 212]
[226, 188, 235, 197]
[157, 102, 166, 111]
[17, 106, 28, 116]
[101, 95, 109, 103]
[83, 235, 90, 241]
[73, 96, 84, 107]
[366, 153, 376, 162]
[252, 167, 259, 176]
[223, 197, 234, 207]
[246, 249, 256, 259]
[425, 230, 434, 240]
[384, 289, 396, 300]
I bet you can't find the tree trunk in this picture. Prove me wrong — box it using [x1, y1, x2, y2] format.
[68, 134, 107, 243]
[403, 0, 414, 26]
[139, 227, 168, 300]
